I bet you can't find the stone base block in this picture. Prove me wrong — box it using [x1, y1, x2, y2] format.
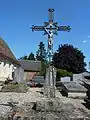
[68, 92, 86, 99]
[35, 99, 62, 112]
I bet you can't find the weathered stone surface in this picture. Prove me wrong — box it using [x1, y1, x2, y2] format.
[0, 88, 90, 120]
[61, 82, 87, 98]
[73, 73, 84, 82]
[44, 86, 56, 98]
[35, 99, 62, 112]
[44, 66, 56, 98]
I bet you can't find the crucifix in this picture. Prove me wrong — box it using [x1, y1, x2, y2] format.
[31, 9, 71, 98]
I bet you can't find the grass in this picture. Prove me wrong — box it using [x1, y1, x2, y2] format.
[1, 83, 28, 93]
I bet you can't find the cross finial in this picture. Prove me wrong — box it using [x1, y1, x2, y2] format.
[48, 8, 54, 23]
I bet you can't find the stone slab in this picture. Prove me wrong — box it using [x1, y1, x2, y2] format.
[35, 99, 63, 112]
[68, 92, 86, 98]
[62, 82, 87, 92]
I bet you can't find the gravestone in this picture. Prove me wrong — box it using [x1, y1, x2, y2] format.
[14, 67, 24, 83]
[61, 77, 71, 82]
[61, 82, 87, 98]
[83, 79, 90, 106]
[73, 73, 84, 84]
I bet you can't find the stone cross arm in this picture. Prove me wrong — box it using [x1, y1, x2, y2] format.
[32, 25, 71, 32]
[32, 25, 45, 31]
[57, 25, 71, 32]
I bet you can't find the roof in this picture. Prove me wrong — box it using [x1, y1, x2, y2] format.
[0, 37, 20, 66]
[19, 60, 41, 71]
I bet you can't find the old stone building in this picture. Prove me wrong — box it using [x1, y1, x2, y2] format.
[19, 60, 41, 81]
[0, 37, 24, 83]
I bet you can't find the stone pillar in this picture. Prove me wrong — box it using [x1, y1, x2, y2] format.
[13, 67, 19, 83]
[44, 66, 56, 98]
[18, 67, 24, 83]
[14, 67, 24, 83]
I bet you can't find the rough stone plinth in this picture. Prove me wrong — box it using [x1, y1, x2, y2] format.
[0, 88, 90, 120]
[35, 99, 62, 112]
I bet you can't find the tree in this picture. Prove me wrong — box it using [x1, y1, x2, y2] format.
[19, 55, 28, 60]
[19, 52, 35, 60]
[53, 44, 86, 73]
[28, 52, 35, 60]
[56, 69, 72, 81]
[36, 42, 47, 61]
[39, 61, 49, 77]
[36, 42, 48, 77]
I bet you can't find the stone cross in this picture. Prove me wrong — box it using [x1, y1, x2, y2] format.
[32, 9, 71, 63]
[31, 9, 71, 97]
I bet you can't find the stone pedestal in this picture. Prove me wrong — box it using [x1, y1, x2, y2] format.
[35, 98, 62, 112]
[44, 66, 56, 98]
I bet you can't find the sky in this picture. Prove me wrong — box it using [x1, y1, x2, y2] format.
[0, 0, 90, 69]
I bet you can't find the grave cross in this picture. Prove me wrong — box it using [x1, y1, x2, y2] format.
[31, 9, 71, 98]
[32, 8, 71, 63]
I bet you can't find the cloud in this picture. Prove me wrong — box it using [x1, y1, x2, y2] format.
[88, 36, 90, 38]
[82, 40, 87, 43]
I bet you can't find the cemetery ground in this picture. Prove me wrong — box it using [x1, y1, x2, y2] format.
[0, 86, 90, 120]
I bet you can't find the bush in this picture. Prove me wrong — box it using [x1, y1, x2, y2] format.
[1, 83, 28, 93]
[56, 69, 72, 81]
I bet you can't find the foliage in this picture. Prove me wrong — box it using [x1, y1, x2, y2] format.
[56, 69, 72, 81]
[1, 83, 28, 93]
[36, 41, 47, 61]
[39, 61, 49, 77]
[19, 55, 28, 60]
[28, 52, 35, 60]
[53, 44, 86, 74]
[19, 52, 35, 60]
[36, 42, 48, 77]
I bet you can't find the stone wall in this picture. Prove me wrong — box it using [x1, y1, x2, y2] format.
[24, 71, 38, 81]
[0, 62, 15, 82]
[0, 61, 24, 83]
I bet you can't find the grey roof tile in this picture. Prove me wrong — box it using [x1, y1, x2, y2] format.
[19, 60, 41, 71]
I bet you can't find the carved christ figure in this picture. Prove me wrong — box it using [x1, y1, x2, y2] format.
[44, 28, 53, 53]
